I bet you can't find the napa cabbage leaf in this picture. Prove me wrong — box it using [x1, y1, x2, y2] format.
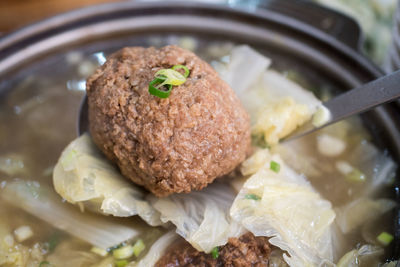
[149, 182, 245, 253]
[53, 134, 162, 226]
[230, 149, 336, 266]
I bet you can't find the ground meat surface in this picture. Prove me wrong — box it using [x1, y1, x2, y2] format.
[156, 232, 271, 267]
[87, 45, 251, 196]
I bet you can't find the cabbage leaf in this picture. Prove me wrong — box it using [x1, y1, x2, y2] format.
[215, 45, 325, 145]
[54, 135, 247, 252]
[149, 182, 245, 253]
[230, 149, 336, 266]
[1, 180, 144, 250]
[134, 231, 179, 267]
[336, 244, 384, 267]
[53, 134, 162, 226]
[213, 45, 271, 96]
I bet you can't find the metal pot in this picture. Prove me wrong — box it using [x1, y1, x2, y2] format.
[0, 0, 399, 261]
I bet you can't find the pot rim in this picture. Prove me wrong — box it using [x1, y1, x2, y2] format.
[0, 1, 383, 78]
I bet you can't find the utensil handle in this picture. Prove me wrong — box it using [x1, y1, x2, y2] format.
[324, 69, 400, 124]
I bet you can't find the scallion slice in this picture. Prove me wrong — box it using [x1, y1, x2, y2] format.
[245, 194, 261, 201]
[91, 246, 108, 257]
[132, 239, 145, 257]
[148, 65, 190, 98]
[148, 77, 173, 99]
[211, 246, 219, 259]
[377, 232, 394, 246]
[115, 260, 129, 267]
[172, 64, 190, 78]
[270, 161, 280, 173]
[154, 69, 186, 86]
[112, 245, 134, 259]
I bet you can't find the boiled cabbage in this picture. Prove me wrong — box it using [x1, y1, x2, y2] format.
[149, 182, 244, 253]
[230, 149, 336, 266]
[336, 244, 384, 267]
[54, 135, 245, 252]
[53, 134, 162, 226]
[215, 45, 326, 145]
[252, 97, 311, 145]
[1, 180, 143, 250]
[241, 148, 273, 176]
[134, 231, 179, 267]
[47, 239, 100, 267]
[214, 45, 271, 96]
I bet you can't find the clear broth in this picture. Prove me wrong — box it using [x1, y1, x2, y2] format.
[0, 35, 396, 266]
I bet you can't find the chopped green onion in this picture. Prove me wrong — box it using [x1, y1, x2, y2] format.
[154, 69, 186, 86]
[172, 65, 190, 78]
[251, 133, 270, 149]
[245, 194, 261, 201]
[377, 232, 394, 246]
[270, 161, 280, 173]
[148, 77, 173, 98]
[132, 239, 145, 257]
[112, 245, 134, 259]
[346, 169, 366, 183]
[211, 246, 219, 259]
[91, 246, 108, 257]
[39, 261, 53, 267]
[115, 260, 129, 267]
[149, 65, 190, 98]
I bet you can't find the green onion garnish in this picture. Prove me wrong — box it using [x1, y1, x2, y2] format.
[154, 69, 186, 86]
[149, 77, 173, 99]
[377, 232, 394, 246]
[172, 64, 190, 78]
[211, 246, 219, 259]
[91, 246, 108, 257]
[132, 239, 145, 257]
[115, 260, 129, 267]
[149, 65, 190, 98]
[112, 245, 134, 259]
[245, 194, 261, 201]
[270, 161, 280, 173]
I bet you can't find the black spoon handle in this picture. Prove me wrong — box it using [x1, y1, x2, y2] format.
[284, 69, 400, 142]
[325, 69, 400, 124]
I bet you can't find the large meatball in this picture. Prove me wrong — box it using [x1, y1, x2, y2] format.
[86, 45, 250, 197]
